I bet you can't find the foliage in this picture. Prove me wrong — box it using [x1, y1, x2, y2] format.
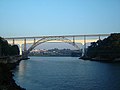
[0, 37, 20, 56]
[86, 33, 120, 60]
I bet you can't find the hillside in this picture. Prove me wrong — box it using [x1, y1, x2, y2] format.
[0, 37, 19, 56]
[85, 33, 120, 61]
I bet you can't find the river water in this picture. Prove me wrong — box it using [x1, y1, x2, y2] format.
[14, 57, 120, 90]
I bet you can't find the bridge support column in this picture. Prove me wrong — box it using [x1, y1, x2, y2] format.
[73, 36, 75, 44]
[22, 38, 29, 59]
[24, 38, 27, 51]
[34, 38, 36, 44]
[84, 35, 86, 56]
[19, 44, 22, 55]
[13, 39, 15, 45]
[99, 35, 101, 40]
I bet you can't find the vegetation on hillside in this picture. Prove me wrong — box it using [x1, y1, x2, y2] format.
[86, 33, 120, 60]
[0, 37, 20, 56]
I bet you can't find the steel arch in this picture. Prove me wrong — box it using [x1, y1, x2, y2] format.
[26, 37, 80, 54]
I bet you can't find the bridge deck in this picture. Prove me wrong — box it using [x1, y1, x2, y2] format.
[5, 34, 110, 39]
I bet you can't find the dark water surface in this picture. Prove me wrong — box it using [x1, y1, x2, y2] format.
[14, 57, 120, 90]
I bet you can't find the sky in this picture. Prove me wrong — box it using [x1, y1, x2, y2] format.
[0, 0, 120, 37]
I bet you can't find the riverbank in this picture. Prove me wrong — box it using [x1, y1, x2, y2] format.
[80, 56, 120, 63]
[0, 56, 25, 90]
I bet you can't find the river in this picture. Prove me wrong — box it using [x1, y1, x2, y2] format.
[13, 56, 120, 90]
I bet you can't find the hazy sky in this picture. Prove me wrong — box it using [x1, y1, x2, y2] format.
[0, 0, 120, 37]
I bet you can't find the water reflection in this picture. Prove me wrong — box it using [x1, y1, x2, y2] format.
[14, 57, 120, 90]
[16, 60, 27, 78]
[13, 60, 28, 87]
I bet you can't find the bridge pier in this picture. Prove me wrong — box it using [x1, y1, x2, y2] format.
[83, 35, 86, 56]
[73, 36, 75, 44]
[98, 35, 101, 40]
[24, 38, 27, 51]
[34, 38, 36, 44]
[22, 51, 29, 60]
[22, 38, 29, 60]
[19, 44, 22, 55]
[13, 39, 15, 45]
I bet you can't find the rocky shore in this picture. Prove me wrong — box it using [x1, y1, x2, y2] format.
[0, 57, 25, 90]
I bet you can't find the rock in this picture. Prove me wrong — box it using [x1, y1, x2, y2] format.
[0, 62, 26, 90]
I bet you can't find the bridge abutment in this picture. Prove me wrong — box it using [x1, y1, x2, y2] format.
[22, 51, 29, 60]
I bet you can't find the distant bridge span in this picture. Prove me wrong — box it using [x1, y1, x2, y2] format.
[5, 34, 110, 58]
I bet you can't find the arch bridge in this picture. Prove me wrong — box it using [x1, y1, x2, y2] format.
[5, 34, 110, 59]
